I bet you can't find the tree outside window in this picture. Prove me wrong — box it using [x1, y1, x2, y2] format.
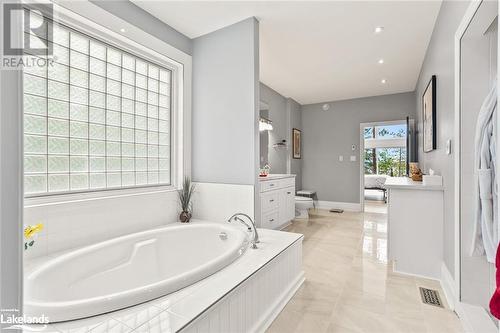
[364, 124, 407, 177]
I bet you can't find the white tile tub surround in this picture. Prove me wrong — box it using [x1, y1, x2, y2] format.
[23, 189, 180, 259]
[191, 182, 255, 222]
[24, 182, 255, 260]
[33, 229, 303, 333]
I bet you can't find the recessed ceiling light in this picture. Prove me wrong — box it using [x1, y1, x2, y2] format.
[378, 59, 384, 64]
[120, 28, 126, 33]
[374, 26, 384, 34]
[322, 103, 330, 111]
[381, 79, 387, 84]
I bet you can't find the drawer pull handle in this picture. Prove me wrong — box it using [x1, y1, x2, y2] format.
[287, 192, 291, 194]
[269, 184, 275, 187]
[269, 219, 274, 222]
[270, 199, 274, 202]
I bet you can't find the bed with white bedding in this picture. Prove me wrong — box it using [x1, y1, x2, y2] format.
[364, 174, 388, 202]
[364, 174, 388, 189]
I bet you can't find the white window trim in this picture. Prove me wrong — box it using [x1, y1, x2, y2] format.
[23, 0, 192, 206]
[364, 138, 406, 149]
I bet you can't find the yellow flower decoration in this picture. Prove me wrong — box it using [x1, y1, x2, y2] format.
[24, 223, 43, 239]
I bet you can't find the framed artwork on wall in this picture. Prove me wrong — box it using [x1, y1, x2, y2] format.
[422, 75, 437, 152]
[292, 128, 301, 159]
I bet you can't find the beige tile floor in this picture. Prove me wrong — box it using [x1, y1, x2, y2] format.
[267, 201, 464, 333]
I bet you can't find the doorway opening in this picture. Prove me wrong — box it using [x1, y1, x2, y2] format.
[359, 120, 414, 212]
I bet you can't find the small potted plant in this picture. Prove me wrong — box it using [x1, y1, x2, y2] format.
[178, 176, 195, 222]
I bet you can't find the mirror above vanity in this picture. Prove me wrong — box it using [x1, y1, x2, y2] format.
[259, 101, 271, 169]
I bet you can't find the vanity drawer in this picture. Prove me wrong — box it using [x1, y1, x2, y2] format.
[261, 180, 280, 192]
[279, 177, 295, 188]
[261, 192, 279, 212]
[262, 210, 279, 229]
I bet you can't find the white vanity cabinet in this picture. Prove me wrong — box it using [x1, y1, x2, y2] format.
[385, 177, 444, 279]
[259, 175, 296, 230]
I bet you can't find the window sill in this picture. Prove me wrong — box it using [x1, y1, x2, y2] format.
[24, 185, 178, 208]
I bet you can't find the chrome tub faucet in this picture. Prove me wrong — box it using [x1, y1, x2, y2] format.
[227, 213, 260, 249]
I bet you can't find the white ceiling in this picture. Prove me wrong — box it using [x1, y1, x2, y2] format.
[132, 1, 441, 105]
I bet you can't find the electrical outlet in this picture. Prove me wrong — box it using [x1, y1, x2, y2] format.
[339, 155, 344, 162]
[350, 155, 356, 162]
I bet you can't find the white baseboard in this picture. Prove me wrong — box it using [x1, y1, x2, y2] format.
[440, 263, 497, 333]
[393, 266, 441, 281]
[316, 200, 361, 212]
[279, 221, 292, 230]
[457, 302, 498, 333]
[440, 263, 457, 310]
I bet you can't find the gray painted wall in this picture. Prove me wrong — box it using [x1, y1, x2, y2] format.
[414, 0, 470, 277]
[287, 98, 302, 190]
[259, 83, 303, 188]
[260, 83, 288, 174]
[91, 0, 193, 55]
[301, 92, 416, 203]
[192, 18, 259, 185]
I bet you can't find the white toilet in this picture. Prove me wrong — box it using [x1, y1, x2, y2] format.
[295, 196, 314, 219]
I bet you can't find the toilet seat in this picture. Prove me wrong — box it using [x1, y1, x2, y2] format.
[295, 196, 314, 219]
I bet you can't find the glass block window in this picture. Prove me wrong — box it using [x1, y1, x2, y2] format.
[23, 15, 172, 196]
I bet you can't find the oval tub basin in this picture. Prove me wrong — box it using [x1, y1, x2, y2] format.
[24, 223, 249, 322]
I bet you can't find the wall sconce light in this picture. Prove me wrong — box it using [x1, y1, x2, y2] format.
[259, 117, 273, 131]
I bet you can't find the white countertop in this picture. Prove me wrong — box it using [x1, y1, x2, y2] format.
[384, 177, 444, 191]
[258, 174, 296, 181]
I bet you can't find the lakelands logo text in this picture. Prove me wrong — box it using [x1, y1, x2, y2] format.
[2, 2, 54, 69]
[1, 309, 49, 331]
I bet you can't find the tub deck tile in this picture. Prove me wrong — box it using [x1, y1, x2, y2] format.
[51, 314, 121, 333]
[131, 310, 187, 333]
[89, 319, 132, 333]
[109, 301, 163, 330]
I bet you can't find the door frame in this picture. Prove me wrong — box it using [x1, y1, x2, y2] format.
[359, 120, 407, 212]
[0, 0, 24, 319]
[452, 2, 499, 331]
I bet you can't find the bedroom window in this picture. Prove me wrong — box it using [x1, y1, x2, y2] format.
[364, 124, 407, 177]
[23, 12, 172, 196]
[364, 148, 407, 176]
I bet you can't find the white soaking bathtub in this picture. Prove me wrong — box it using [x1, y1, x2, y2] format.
[24, 223, 250, 323]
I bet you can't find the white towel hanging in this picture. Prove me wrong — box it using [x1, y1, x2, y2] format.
[470, 80, 498, 263]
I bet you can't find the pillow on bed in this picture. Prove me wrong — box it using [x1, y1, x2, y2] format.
[364, 174, 388, 188]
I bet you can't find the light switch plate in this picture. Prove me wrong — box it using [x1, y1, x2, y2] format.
[350, 155, 356, 162]
[339, 155, 344, 162]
